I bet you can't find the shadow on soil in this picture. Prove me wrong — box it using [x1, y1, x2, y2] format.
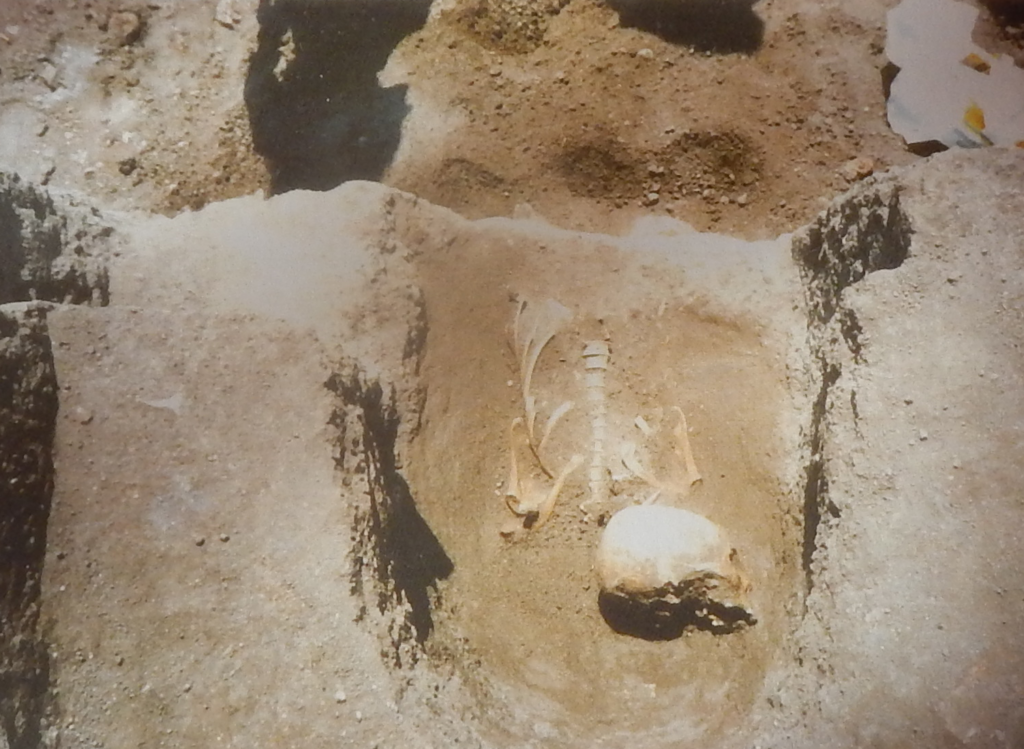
[245, 0, 432, 194]
[0, 309, 57, 749]
[792, 184, 911, 592]
[327, 372, 452, 665]
[599, 591, 756, 641]
[607, 0, 764, 54]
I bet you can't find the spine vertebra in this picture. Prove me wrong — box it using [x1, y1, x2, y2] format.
[582, 341, 610, 507]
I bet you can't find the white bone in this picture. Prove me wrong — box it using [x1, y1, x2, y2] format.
[537, 400, 574, 466]
[534, 454, 584, 528]
[582, 339, 611, 508]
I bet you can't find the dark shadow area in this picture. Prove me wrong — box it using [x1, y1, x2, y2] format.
[795, 188, 911, 328]
[792, 185, 912, 593]
[327, 371, 452, 664]
[0, 172, 110, 307]
[599, 590, 756, 641]
[905, 139, 949, 157]
[880, 61, 899, 101]
[800, 360, 841, 590]
[377, 468, 454, 645]
[607, 0, 764, 54]
[0, 306, 57, 749]
[1, 174, 62, 305]
[245, 0, 433, 194]
[982, 0, 1024, 23]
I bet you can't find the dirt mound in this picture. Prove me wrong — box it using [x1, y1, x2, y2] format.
[450, 0, 572, 54]
[558, 128, 762, 209]
[0, 0, 913, 236]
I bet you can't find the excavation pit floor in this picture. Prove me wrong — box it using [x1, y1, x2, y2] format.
[402, 217, 802, 746]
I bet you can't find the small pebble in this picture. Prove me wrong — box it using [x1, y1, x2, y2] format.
[107, 11, 142, 46]
[215, 0, 241, 29]
[38, 62, 59, 90]
[195, 537, 205, 547]
[118, 157, 138, 176]
[636, 48, 654, 59]
[72, 406, 94, 424]
[839, 156, 876, 183]
[918, 429, 928, 441]
[219, 533, 230, 542]
[334, 690, 347, 704]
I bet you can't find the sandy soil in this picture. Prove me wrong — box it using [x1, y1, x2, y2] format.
[2, 0, 920, 232]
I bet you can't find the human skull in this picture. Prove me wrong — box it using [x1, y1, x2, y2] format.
[596, 504, 755, 637]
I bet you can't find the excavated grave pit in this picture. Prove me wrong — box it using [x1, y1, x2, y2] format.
[408, 282, 799, 744]
[331, 204, 808, 746]
[0, 178, 892, 747]
[23, 181, 805, 747]
[4, 151, 1024, 748]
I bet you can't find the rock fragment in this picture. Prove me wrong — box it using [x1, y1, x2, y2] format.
[840, 156, 876, 182]
[215, 0, 241, 29]
[38, 62, 59, 91]
[107, 11, 143, 46]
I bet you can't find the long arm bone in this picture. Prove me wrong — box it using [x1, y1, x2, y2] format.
[505, 417, 527, 516]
